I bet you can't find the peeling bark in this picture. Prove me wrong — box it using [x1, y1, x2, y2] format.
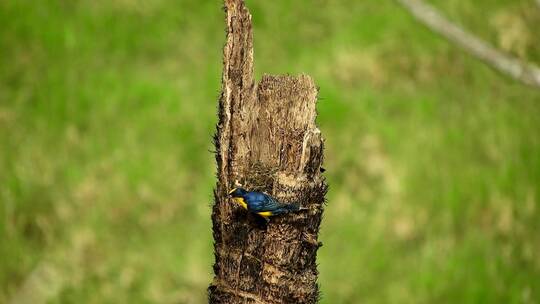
[208, 1, 326, 303]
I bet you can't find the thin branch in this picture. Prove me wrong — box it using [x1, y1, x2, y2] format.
[396, 0, 540, 89]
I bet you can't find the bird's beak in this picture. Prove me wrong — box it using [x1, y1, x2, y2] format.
[228, 188, 237, 196]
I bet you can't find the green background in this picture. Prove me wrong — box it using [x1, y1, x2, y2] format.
[1, 0, 539, 303]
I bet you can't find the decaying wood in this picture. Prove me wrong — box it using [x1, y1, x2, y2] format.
[397, 0, 540, 89]
[208, 0, 326, 303]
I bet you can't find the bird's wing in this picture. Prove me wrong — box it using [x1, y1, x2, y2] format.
[244, 192, 282, 212]
[260, 195, 283, 211]
[243, 192, 265, 211]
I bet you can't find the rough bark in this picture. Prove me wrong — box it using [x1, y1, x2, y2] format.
[397, 0, 540, 89]
[208, 0, 326, 303]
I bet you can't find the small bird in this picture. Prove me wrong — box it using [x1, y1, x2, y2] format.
[228, 187, 305, 218]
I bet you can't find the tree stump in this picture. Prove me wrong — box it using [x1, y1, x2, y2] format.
[208, 1, 327, 303]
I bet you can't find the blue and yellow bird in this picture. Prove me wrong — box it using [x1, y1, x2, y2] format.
[228, 187, 304, 218]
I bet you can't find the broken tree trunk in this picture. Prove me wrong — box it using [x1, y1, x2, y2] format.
[208, 0, 326, 303]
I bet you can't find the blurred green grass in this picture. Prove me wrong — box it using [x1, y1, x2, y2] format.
[1, 0, 539, 303]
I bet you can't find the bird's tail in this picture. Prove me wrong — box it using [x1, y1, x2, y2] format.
[281, 203, 309, 213]
[283, 203, 300, 212]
